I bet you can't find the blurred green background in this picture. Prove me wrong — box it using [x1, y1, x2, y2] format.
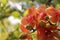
[0, 0, 60, 40]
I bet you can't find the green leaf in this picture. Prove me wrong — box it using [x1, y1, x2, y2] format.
[1, 0, 7, 5]
[31, 32, 36, 39]
[0, 32, 8, 40]
[13, 30, 20, 38]
[11, 11, 20, 18]
[23, 9, 28, 17]
[56, 4, 60, 8]
[0, 21, 5, 30]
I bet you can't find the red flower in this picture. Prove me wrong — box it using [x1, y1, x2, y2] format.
[19, 5, 60, 40]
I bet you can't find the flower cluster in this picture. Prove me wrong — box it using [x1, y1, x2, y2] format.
[19, 5, 60, 40]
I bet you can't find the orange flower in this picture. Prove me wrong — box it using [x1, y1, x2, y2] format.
[19, 24, 30, 33]
[19, 5, 60, 40]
